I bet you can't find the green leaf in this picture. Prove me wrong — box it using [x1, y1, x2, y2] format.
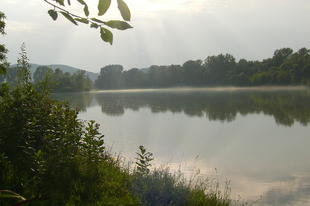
[77, 0, 86, 5]
[105, 20, 132, 30]
[90, 23, 99, 29]
[48, 10, 58, 21]
[77, 0, 89, 16]
[84, 5, 90, 17]
[117, 0, 131, 21]
[98, 0, 111, 16]
[91, 18, 105, 24]
[56, 0, 65, 6]
[60, 12, 78, 26]
[75, 18, 89, 24]
[67, 0, 71, 5]
[100, 27, 113, 45]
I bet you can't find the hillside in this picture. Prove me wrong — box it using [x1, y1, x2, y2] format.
[11, 63, 100, 82]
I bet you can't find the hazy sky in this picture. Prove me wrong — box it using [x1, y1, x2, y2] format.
[1, 0, 310, 73]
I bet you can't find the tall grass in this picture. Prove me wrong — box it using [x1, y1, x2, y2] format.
[1, 147, 260, 206]
[130, 164, 259, 206]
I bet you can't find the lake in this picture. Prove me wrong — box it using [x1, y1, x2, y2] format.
[53, 87, 310, 206]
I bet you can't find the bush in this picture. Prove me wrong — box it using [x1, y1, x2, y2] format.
[0, 45, 138, 205]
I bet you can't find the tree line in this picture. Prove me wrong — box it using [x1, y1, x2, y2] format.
[1, 47, 310, 92]
[95, 47, 310, 89]
[0, 66, 93, 92]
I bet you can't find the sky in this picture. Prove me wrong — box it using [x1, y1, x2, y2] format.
[1, 0, 310, 73]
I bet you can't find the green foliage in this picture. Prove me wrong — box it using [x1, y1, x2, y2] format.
[60, 11, 78, 25]
[277, 70, 290, 85]
[0, 65, 93, 92]
[273, 47, 294, 67]
[98, 0, 111, 16]
[131, 166, 191, 206]
[117, 0, 131, 21]
[95, 64, 124, 89]
[44, 0, 132, 45]
[1, 67, 18, 88]
[105, 20, 133, 30]
[0, 45, 119, 205]
[131, 158, 257, 206]
[32, 66, 93, 93]
[0, 11, 9, 75]
[33, 66, 53, 83]
[80, 120, 105, 164]
[16, 43, 32, 84]
[91, 47, 310, 89]
[47, 9, 58, 21]
[3, 46, 310, 91]
[135, 145, 154, 175]
[100, 27, 113, 44]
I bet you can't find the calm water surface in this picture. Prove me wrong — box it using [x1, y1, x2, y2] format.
[53, 87, 310, 206]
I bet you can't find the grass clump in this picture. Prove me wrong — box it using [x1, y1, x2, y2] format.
[130, 147, 258, 206]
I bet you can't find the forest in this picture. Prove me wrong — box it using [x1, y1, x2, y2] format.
[2, 47, 310, 92]
[1, 47, 310, 92]
[94, 47, 310, 89]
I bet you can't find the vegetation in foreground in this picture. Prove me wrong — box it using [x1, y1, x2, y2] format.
[0, 46, 261, 206]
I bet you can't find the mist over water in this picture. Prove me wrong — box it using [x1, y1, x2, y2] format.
[90, 86, 308, 93]
[53, 87, 310, 205]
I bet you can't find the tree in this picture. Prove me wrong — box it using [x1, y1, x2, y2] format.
[250, 71, 270, 85]
[298, 47, 310, 56]
[272, 47, 293, 67]
[95, 64, 124, 89]
[0, 72, 5, 83]
[205, 53, 235, 85]
[72, 70, 86, 92]
[268, 66, 280, 84]
[33, 66, 52, 83]
[0, 11, 9, 74]
[277, 70, 290, 85]
[5, 67, 19, 88]
[123, 68, 145, 88]
[229, 72, 249, 86]
[182, 60, 203, 86]
[44, 0, 132, 44]
[84, 75, 93, 91]
[166, 64, 184, 86]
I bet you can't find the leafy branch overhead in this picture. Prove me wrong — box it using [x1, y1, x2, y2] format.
[44, 0, 132, 45]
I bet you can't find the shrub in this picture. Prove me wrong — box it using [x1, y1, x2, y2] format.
[0, 44, 138, 205]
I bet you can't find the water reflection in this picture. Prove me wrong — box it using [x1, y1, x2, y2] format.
[53, 87, 310, 126]
[52, 87, 310, 205]
[52, 92, 95, 112]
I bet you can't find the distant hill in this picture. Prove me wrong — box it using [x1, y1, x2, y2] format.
[10, 63, 100, 82]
